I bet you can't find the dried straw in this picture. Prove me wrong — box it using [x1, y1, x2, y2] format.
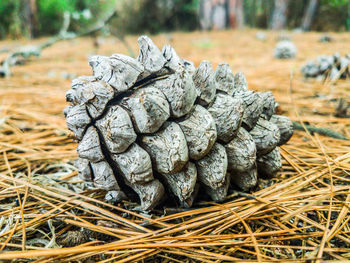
[0, 29, 349, 262]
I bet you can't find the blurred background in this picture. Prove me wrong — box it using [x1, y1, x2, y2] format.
[0, 0, 349, 39]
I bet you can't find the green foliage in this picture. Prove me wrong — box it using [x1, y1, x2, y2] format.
[0, 0, 199, 38]
[244, 0, 350, 31]
[287, 1, 308, 29]
[0, 0, 349, 39]
[323, 0, 349, 7]
[193, 39, 214, 49]
[37, 0, 77, 35]
[314, 0, 349, 31]
[0, 0, 21, 38]
[0, 0, 116, 38]
[110, 0, 199, 35]
[322, 0, 350, 30]
[243, 0, 274, 28]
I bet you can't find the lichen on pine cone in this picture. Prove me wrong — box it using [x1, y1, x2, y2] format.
[64, 36, 293, 211]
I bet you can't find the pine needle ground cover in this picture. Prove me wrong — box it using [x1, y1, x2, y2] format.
[0, 30, 349, 262]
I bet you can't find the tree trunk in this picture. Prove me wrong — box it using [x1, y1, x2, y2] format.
[199, 0, 212, 30]
[212, 0, 227, 30]
[235, 0, 244, 28]
[270, 0, 290, 30]
[23, 0, 38, 38]
[228, 0, 244, 28]
[199, 0, 228, 30]
[301, 0, 319, 31]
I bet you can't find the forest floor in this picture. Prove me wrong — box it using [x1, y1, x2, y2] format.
[0, 29, 350, 262]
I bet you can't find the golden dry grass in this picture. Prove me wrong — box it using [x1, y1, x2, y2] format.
[0, 29, 349, 262]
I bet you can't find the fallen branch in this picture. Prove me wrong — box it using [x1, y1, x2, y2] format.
[0, 10, 117, 77]
[293, 121, 348, 140]
[0, 47, 10, 53]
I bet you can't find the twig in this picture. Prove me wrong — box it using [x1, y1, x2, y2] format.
[292, 121, 348, 140]
[0, 10, 117, 77]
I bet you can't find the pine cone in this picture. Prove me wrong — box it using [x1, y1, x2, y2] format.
[274, 40, 297, 59]
[64, 36, 293, 211]
[301, 53, 350, 80]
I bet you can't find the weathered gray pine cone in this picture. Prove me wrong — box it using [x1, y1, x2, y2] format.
[301, 53, 350, 80]
[274, 40, 297, 59]
[64, 36, 293, 211]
